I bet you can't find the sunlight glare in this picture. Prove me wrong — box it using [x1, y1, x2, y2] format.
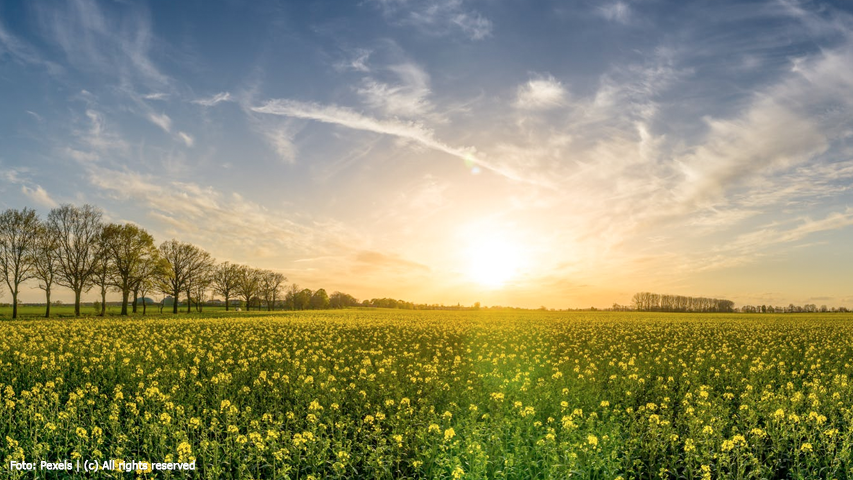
[466, 236, 523, 288]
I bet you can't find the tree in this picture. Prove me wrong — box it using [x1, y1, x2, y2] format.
[296, 288, 312, 310]
[235, 266, 261, 311]
[102, 223, 157, 316]
[184, 250, 214, 314]
[192, 270, 213, 312]
[135, 255, 164, 315]
[32, 223, 60, 318]
[157, 240, 213, 314]
[330, 291, 358, 309]
[212, 262, 241, 311]
[92, 232, 112, 316]
[47, 204, 103, 316]
[310, 288, 330, 310]
[260, 270, 286, 311]
[285, 283, 301, 310]
[0, 208, 40, 319]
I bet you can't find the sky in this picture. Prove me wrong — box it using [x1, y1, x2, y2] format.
[1, 0, 853, 309]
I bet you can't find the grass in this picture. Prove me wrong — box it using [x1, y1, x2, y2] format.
[1, 310, 852, 478]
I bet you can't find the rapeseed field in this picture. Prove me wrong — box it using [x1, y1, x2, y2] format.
[1, 310, 852, 478]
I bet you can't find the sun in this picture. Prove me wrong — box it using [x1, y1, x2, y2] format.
[465, 236, 523, 288]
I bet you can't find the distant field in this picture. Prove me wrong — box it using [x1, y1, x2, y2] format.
[2, 310, 852, 478]
[0, 304, 259, 319]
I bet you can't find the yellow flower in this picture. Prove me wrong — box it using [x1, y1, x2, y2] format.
[444, 427, 456, 441]
[800, 443, 813, 453]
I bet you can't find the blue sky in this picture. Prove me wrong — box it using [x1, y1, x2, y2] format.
[1, 0, 853, 308]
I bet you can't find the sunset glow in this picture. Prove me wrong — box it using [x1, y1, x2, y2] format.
[1, 1, 853, 309]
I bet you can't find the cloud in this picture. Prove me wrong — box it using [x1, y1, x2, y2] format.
[334, 49, 372, 72]
[21, 185, 59, 208]
[81, 110, 129, 154]
[599, 2, 631, 24]
[36, 0, 169, 87]
[251, 99, 540, 185]
[81, 166, 368, 268]
[357, 62, 432, 117]
[515, 75, 567, 110]
[143, 92, 169, 100]
[177, 131, 194, 147]
[262, 124, 297, 163]
[354, 250, 430, 272]
[371, 0, 493, 40]
[0, 167, 59, 208]
[147, 112, 172, 133]
[0, 20, 63, 74]
[193, 92, 232, 107]
[25, 110, 44, 122]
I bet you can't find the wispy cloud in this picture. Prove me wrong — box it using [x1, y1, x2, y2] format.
[36, 0, 169, 87]
[147, 112, 172, 133]
[0, 166, 60, 209]
[251, 99, 541, 185]
[261, 123, 298, 163]
[21, 184, 59, 208]
[599, 2, 631, 24]
[371, 0, 493, 40]
[143, 92, 169, 101]
[515, 74, 567, 110]
[80, 109, 129, 155]
[357, 62, 433, 117]
[0, 20, 63, 74]
[82, 166, 369, 271]
[177, 131, 194, 147]
[334, 49, 372, 72]
[193, 92, 232, 107]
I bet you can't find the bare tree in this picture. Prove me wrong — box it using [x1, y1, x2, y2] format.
[235, 265, 261, 311]
[102, 223, 157, 316]
[260, 270, 286, 311]
[212, 262, 240, 311]
[47, 204, 103, 316]
[193, 274, 212, 312]
[92, 235, 112, 316]
[157, 240, 213, 314]
[135, 254, 164, 316]
[184, 250, 214, 314]
[0, 208, 40, 319]
[32, 223, 60, 318]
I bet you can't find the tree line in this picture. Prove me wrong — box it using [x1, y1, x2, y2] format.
[631, 292, 735, 313]
[0, 204, 360, 319]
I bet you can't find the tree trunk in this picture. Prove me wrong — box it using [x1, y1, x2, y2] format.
[225, 294, 230, 311]
[100, 287, 107, 316]
[74, 289, 82, 316]
[172, 288, 179, 314]
[186, 288, 192, 313]
[132, 287, 139, 313]
[12, 289, 18, 319]
[44, 289, 51, 318]
[121, 290, 129, 316]
[142, 299, 147, 315]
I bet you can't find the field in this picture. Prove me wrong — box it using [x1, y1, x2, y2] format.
[1, 310, 852, 479]
[0, 304, 238, 320]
